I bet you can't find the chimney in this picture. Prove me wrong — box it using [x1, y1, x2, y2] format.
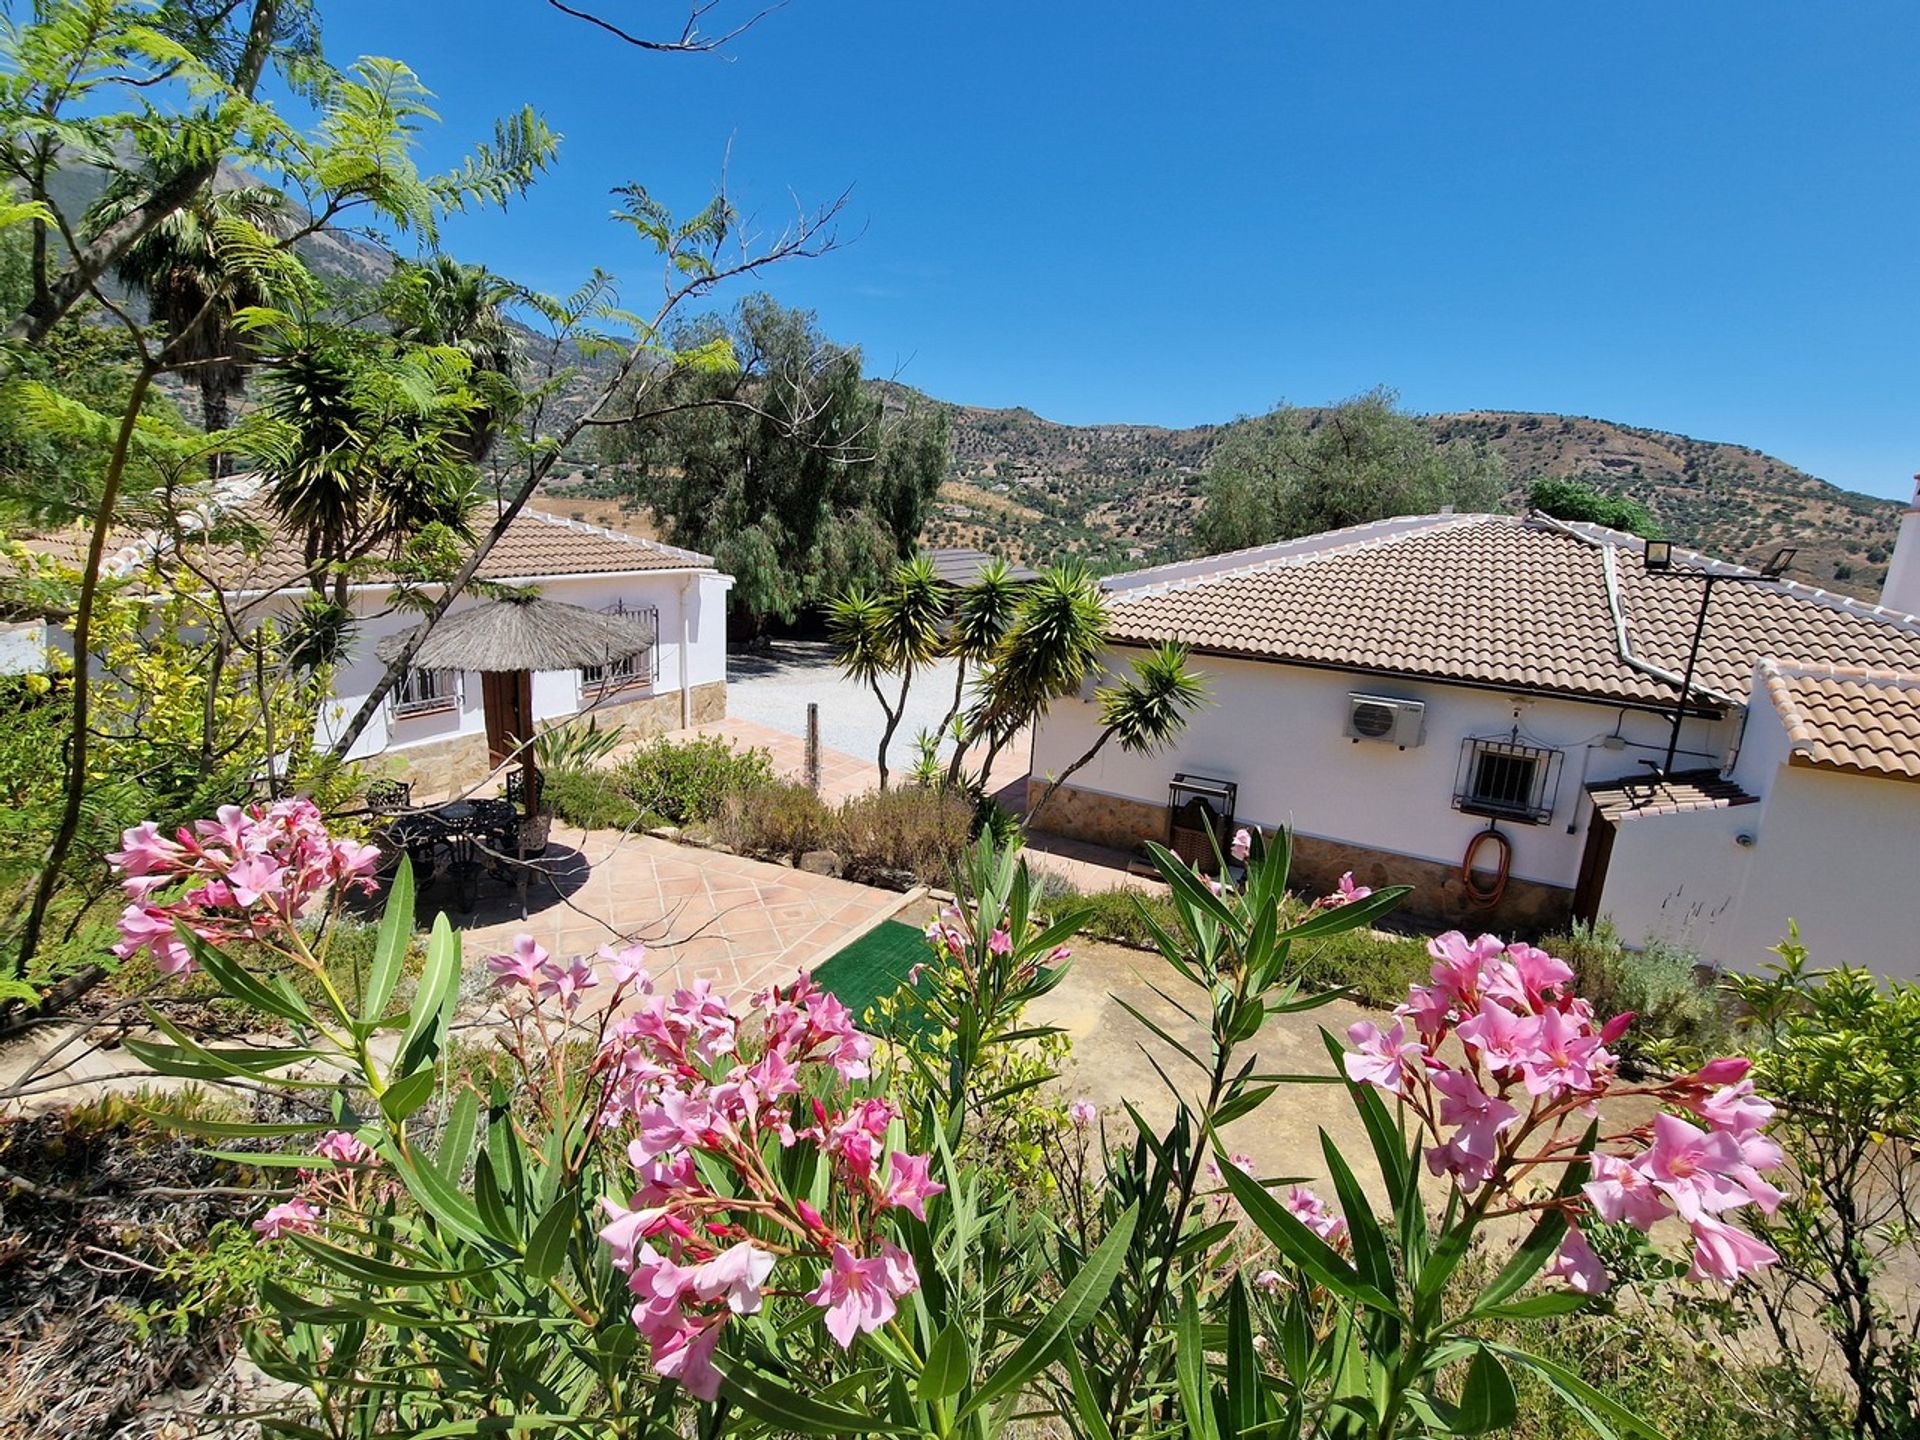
[1880, 474, 1920, 615]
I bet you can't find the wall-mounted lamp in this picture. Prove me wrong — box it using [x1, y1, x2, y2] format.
[1643, 538, 1674, 572]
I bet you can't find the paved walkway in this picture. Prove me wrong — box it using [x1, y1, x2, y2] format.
[456, 824, 911, 1000]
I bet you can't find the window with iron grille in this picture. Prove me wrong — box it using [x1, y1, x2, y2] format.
[391, 667, 459, 718]
[1453, 737, 1562, 825]
[582, 601, 658, 694]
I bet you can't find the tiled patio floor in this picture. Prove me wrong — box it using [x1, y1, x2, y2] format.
[457, 824, 913, 1001]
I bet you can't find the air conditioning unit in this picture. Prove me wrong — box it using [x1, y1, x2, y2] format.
[1346, 693, 1425, 749]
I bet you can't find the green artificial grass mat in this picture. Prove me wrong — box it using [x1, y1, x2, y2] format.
[812, 919, 931, 1029]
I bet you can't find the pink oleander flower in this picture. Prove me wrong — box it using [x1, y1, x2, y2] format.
[1637, 1112, 1754, 1222]
[488, 935, 549, 989]
[1583, 1151, 1672, 1231]
[1692, 1078, 1774, 1136]
[1425, 931, 1508, 1007]
[254, 1197, 321, 1239]
[1453, 996, 1532, 1076]
[599, 1198, 666, 1272]
[650, 1312, 725, 1401]
[1546, 1227, 1611, 1294]
[692, 1241, 777, 1315]
[807, 1241, 915, 1348]
[987, 927, 1012, 957]
[1484, 941, 1574, 1012]
[108, 820, 181, 878]
[1322, 871, 1372, 907]
[599, 941, 650, 986]
[1686, 1214, 1779, 1285]
[1230, 827, 1252, 862]
[879, 1150, 945, 1221]
[1252, 1268, 1283, 1292]
[113, 902, 201, 973]
[1283, 1185, 1348, 1246]
[1342, 1019, 1422, 1095]
[1514, 1004, 1611, 1099]
[315, 1130, 373, 1166]
[1425, 1065, 1520, 1186]
[1356, 925, 1782, 1300]
[538, 954, 600, 1012]
[1068, 1098, 1098, 1130]
[109, 801, 382, 974]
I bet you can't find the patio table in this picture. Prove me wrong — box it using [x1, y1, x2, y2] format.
[423, 798, 519, 908]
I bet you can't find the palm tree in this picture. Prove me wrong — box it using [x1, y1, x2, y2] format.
[948, 561, 1108, 791]
[829, 555, 947, 789]
[384, 256, 520, 462]
[932, 557, 1023, 761]
[1027, 642, 1209, 826]
[250, 330, 482, 604]
[100, 182, 286, 467]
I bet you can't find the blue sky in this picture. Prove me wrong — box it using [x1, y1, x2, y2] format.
[324, 0, 1918, 499]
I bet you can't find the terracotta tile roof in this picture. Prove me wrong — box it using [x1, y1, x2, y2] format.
[1101, 514, 1920, 711]
[1587, 770, 1760, 822]
[1759, 660, 1920, 782]
[16, 479, 712, 593]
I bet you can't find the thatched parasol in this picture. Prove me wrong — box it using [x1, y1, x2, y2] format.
[376, 596, 657, 672]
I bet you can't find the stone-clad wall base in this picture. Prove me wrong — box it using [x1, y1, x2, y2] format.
[375, 681, 729, 797]
[1286, 833, 1572, 937]
[381, 730, 490, 801]
[589, 680, 727, 739]
[1027, 778, 1166, 853]
[1037, 781, 1573, 938]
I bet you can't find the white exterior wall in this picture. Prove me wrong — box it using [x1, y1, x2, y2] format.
[0, 620, 49, 675]
[308, 568, 728, 763]
[1717, 765, 1920, 978]
[1604, 692, 1920, 979]
[1591, 804, 1754, 953]
[1031, 650, 1732, 889]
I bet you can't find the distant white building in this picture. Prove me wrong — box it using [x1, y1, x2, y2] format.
[25, 482, 732, 797]
[1030, 496, 1920, 979]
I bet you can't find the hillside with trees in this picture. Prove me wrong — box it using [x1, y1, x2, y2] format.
[917, 394, 1905, 595]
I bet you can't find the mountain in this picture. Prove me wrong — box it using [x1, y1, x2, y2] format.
[47, 156, 1898, 595]
[917, 400, 1904, 597]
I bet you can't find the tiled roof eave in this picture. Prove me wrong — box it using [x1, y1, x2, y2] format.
[1102, 633, 1723, 715]
[1785, 752, 1920, 784]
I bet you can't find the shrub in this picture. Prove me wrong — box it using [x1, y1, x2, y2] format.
[714, 779, 832, 859]
[1544, 920, 1729, 1063]
[1725, 937, 1920, 1440]
[609, 734, 773, 826]
[115, 810, 1784, 1440]
[1056, 884, 1182, 948]
[541, 765, 644, 831]
[1290, 924, 1433, 1007]
[1528, 475, 1662, 537]
[833, 785, 973, 882]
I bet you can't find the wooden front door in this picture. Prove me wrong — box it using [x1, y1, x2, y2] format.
[1570, 811, 1616, 930]
[481, 670, 534, 767]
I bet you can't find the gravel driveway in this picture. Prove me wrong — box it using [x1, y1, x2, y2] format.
[727, 640, 972, 769]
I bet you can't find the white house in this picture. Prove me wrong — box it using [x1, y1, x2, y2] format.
[37, 482, 733, 797]
[1029, 496, 1920, 979]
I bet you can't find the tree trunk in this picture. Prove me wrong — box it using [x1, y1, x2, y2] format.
[875, 668, 913, 792]
[931, 657, 970, 778]
[15, 366, 156, 978]
[1026, 726, 1115, 830]
[202, 373, 232, 477]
